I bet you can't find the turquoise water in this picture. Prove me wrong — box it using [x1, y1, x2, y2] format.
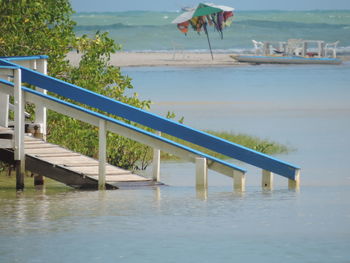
[1, 62, 350, 262]
[123, 63, 350, 187]
[73, 10, 350, 53]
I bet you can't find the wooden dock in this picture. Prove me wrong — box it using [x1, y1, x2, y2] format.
[0, 127, 156, 189]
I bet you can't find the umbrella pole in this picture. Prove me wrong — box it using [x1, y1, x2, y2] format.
[204, 26, 214, 60]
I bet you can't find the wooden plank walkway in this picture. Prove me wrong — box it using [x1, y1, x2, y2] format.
[0, 126, 156, 189]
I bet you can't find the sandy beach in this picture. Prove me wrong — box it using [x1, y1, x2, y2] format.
[67, 51, 241, 67]
[67, 51, 349, 67]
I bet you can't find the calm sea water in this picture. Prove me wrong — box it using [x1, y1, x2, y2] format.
[1, 62, 350, 262]
[73, 10, 350, 53]
[123, 62, 350, 187]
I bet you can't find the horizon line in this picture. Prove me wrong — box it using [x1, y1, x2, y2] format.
[73, 8, 350, 13]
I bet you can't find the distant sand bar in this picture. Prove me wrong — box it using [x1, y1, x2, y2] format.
[67, 51, 350, 67]
[67, 51, 241, 67]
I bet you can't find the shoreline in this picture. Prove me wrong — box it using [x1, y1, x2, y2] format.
[67, 51, 243, 67]
[67, 51, 350, 67]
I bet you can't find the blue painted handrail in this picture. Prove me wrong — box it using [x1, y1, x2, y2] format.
[0, 66, 19, 70]
[0, 55, 48, 61]
[0, 57, 300, 179]
[0, 77, 246, 174]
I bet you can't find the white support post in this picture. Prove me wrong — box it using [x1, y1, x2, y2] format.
[14, 68, 25, 190]
[288, 169, 301, 190]
[195, 157, 208, 189]
[279, 42, 287, 54]
[333, 46, 337, 58]
[317, 41, 321, 57]
[152, 131, 161, 182]
[31, 59, 47, 186]
[0, 93, 9, 127]
[318, 41, 325, 58]
[233, 170, 245, 191]
[264, 42, 270, 55]
[0, 70, 10, 128]
[35, 59, 47, 140]
[302, 42, 307, 57]
[262, 170, 273, 190]
[98, 119, 106, 190]
[320, 42, 325, 57]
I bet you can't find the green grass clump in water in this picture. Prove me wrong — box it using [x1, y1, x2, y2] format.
[161, 130, 290, 160]
[0, 171, 71, 192]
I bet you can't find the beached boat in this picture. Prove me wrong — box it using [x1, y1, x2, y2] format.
[232, 55, 342, 65]
[233, 39, 342, 65]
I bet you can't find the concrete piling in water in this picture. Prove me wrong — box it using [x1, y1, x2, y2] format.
[33, 58, 48, 187]
[196, 157, 208, 189]
[262, 170, 273, 190]
[14, 68, 25, 191]
[98, 119, 106, 190]
[288, 169, 301, 190]
[15, 160, 25, 191]
[152, 131, 161, 182]
[233, 170, 246, 191]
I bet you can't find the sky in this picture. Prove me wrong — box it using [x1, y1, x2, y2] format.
[70, 0, 350, 12]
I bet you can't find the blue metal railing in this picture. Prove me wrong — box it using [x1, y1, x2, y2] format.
[0, 66, 19, 70]
[0, 76, 246, 174]
[0, 56, 300, 180]
[0, 55, 48, 61]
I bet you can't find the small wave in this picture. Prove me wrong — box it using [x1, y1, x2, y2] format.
[74, 23, 169, 31]
[125, 46, 350, 55]
[75, 23, 131, 31]
[235, 19, 349, 29]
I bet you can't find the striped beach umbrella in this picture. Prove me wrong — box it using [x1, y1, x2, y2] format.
[172, 3, 234, 59]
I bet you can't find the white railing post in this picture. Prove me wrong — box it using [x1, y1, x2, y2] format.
[98, 119, 106, 190]
[35, 59, 47, 140]
[264, 42, 270, 55]
[152, 131, 161, 182]
[31, 59, 48, 186]
[0, 93, 9, 127]
[195, 157, 208, 189]
[0, 69, 10, 127]
[233, 170, 245, 191]
[318, 41, 325, 58]
[14, 68, 25, 190]
[302, 42, 307, 57]
[262, 170, 273, 190]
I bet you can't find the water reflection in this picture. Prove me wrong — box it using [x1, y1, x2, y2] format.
[34, 184, 45, 191]
[232, 189, 246, 199]
[14, 192, 27, 233]
[195, 187, 208, 200]
[0, 183, 304, 240]
[153, 186, 161, 202]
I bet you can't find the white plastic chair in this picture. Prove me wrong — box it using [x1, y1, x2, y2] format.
[293, 47, 303, 56]
[287, 39, 303, 56]
[252, 40, 264, 55]
[325, 41, 339, 58]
